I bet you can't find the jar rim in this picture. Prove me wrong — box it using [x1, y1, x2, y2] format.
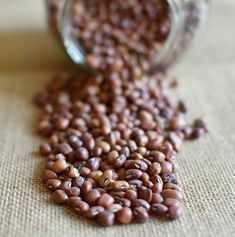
[58, 0, 86, 65]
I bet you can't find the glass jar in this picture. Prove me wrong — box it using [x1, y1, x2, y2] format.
[46, 0, 210, 69]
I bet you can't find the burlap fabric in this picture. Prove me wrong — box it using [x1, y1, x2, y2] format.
[0, 1, 235, 236]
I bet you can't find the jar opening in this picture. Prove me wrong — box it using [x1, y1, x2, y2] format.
[47, 0, 210, 69]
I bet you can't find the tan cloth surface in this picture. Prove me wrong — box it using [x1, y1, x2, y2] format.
[0, 1, 235, 237]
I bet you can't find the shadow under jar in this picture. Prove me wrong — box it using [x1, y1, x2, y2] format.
[46, 0, 210, 70]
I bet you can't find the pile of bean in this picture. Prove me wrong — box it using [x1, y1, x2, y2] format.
[36, 0, 207, 226]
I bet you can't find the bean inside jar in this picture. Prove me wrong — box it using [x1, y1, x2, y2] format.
[37, 0, 207, 227]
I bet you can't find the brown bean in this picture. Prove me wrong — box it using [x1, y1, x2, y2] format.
[107, 204, 122, 213]
[105, 132, 117, 146]
[97, 211, 115, 226]
[45, 161, 54, 169]
[132, 199, 150, 211]
[125, 190, 137, 201]
[98, 193, 115, 208]
[178, 100, 188, 113]
[125, 160, 148, 171]
[66, 196, 81, 206]
[136, 135, 148, 147]
[59, 181, 72, 192]
[39, 143, 52, 156]
[55, 143, 73, 155]
[113, 154, 127, 168]
[193, 118, 208, 131]
[88, 171, 103, 182]
[116, 198, 131, 208]
[162, 173, 178, 184]
[51, 159, 67, 174]
[190, 127, 205, 139]
[125, 169, 143, 180]
[90, 147, 102, 157]
[66, 166, 80, 178]
[129, 180, 143, 190]
[149, 151, 166, 162]
[168, 116, 185, 131]
[107, 150, 119, 164]
[109, 191, 126, 199]
[73, 200, 90, 213]
[137, 147, 147, 156]
[72, 176, 85, 188]
[46, 179, 61, 190]
[151, 182, 163, 193]
[96, 141, 111, 153]
[52, 190, 68, 204]
[98, 170, 113, 190]
[79, 167, 91, 177]
[141, 172, 150, 182]
[149, 162, 162, 175]
[151, 203, 168, 216]
[37, 120, 52, 136]
[55, 153, 66, 161]
[85, 206, 105, 219]
[121, 146, 130, 157]
[163, 198, 180, 207]
[117, 168, 126, 180]
[84, 189, 101, 206]
[151, 175, 163, 191]
[128, 140, 138, 152]
[56, 118, 70, 130]
[161, 189, 183, 200]
[100, 161, 113, 172]
[67, 187, 80, 197]
[86, 158, 100, 171]
[116, 207, 133, 224]
[49, 134, 59, 146]
[41, 169, 57, 182]
[142, 158, 152, 167]
[168, 132, 182, 151]
[139, 110, 153, 121]
[138, 187, 152, 203]
[168, 206, 182, 220]
[68, 135, 83, 149]
[151, 193, 163, 204]
[161, 161, 173, 173]
[164, 183, 181, 191]
[84, 137, 95, 150]
[95, 188, 106, 195]
[75, 147, 89, 161]
[143, 180, 153, 189]
[133, 207, 149, 223]
[86, 54, 101, 69]
[112, 181, 129, 191]
[81, 180, 93, 195]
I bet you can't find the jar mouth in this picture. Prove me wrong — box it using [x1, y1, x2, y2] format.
[57, 0, 183, 69]
[150, 0, 183, 68]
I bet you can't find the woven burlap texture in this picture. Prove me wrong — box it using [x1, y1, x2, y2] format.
[0, 1, 235, 237]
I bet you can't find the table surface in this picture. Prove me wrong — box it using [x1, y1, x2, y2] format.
[0, 1, 235, 237]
